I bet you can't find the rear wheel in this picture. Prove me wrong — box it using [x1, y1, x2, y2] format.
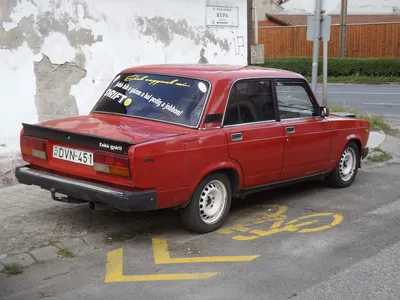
[327, 141, 360, 188]
[179, 172, 232, 233]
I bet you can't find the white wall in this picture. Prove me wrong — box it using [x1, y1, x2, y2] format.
[282, 0, 400, 13]
[253, 0, 283, 19]
[0, 0, 248, 157]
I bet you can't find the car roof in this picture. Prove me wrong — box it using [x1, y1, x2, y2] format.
[120, 64, 305, 81]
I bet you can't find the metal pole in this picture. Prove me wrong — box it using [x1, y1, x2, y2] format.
[311, 0, 323, 94]
[254, 5, 258, 44]
[323, 39, 328, 106]
[339, 0, 348, 57]
[247, 0, 253, 65]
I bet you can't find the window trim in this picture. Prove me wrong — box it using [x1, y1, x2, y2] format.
[221, 78, 278, 128]
[273, 78, 322, 121]
[90, 72, 213, 130]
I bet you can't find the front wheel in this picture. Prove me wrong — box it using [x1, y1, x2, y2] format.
[327, 141, 360, 188]
[179, 172, 232, 233]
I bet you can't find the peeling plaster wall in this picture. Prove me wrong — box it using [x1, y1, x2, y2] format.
[0, 0, 248, 186]
[34, 54, 87, 122]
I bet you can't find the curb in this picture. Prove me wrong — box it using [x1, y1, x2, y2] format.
[367, 130, 387, 149]
[364, 131, 399, 168]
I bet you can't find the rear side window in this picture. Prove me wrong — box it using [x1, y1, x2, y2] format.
[223, 80, 275, 126]
[93, 73, 210, 127]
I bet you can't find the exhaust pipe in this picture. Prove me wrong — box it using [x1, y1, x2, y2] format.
[89, 202, 110, 211]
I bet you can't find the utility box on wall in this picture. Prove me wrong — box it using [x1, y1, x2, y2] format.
[251, 44, 264, 64]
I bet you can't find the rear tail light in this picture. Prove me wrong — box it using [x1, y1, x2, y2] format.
[93, 150, 130, 177]
[21, 136, 47, 160]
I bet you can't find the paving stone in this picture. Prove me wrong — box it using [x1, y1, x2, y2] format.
[83, 233, 108, 250]
[0, 253, 35, 267]
[57, 238, 90, 256]
[30, 245, 59, 261]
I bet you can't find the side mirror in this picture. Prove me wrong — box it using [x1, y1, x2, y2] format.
[320, 106, 330, 117]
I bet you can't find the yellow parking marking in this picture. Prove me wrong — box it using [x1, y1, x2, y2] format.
[105, 248, 219, 282]
[270, 219, 285, 229]
[217, 223, 253, 234]
[217, 205, 344, 241]
[152, 238, 260, 264]
[288, 213, 344, 233]
[104, 206, 343, 282]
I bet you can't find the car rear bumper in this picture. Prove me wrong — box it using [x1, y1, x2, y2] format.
[15, 166, 157, 212]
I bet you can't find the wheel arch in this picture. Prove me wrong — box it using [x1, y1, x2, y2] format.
[342, 134, 363, 159]
[211, 168, 240, 196]
[327, 136, 362, 188]
[350, 138, 362, 158]
[346, 134, 363, 157]
[181, 163, 243, 208]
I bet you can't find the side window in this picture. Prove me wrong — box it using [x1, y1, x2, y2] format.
[276, 81, 316, 120]
[223, 80, 275, 126]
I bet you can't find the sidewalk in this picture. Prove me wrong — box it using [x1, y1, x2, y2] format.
[364, 117, 400, 167]
[0, 185, 176, 272]
[0, 129, 399, 272]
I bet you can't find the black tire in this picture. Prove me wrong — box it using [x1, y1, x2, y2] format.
[327, 141, 360, 188]
[179, 172, 232, 233]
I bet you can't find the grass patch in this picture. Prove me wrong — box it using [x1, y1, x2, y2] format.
[312, 76, 400, 84]
[57, 248, 73, 258]
[3, 263, 23, 275]
[368, 147, 393, 163]
[327, 104, 395, 134]
[48, 240, 57, 246]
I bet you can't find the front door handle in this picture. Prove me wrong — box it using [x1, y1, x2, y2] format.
[286, 126, 295, 134]
[231, 133, 243, 141]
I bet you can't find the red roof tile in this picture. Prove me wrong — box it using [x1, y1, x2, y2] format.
[264, 13, 400, 26]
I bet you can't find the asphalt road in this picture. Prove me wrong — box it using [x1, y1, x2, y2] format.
[1, 163, 400, 300]
[315, 84, 400, 116]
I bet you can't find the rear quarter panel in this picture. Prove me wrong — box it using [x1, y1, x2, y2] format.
[328, 116, 370, 168]
[132, 130, 242, 209]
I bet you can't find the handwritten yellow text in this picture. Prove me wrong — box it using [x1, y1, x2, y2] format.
[124, 74, 191, 88]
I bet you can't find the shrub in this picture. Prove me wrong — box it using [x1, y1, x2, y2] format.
[261, 57, 400, 77]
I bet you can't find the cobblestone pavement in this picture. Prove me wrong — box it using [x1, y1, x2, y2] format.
[0, 184, 179, 257]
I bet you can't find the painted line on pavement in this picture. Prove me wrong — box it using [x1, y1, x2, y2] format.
[316, 92, 400, 95]
[217, 205, 344, 241]
[361, 103, 400, 106]
[105, 248, 219, 282]
[104, 238, 259, 283]
[152, 238, 260, 264]
[104, 206, 344, 283]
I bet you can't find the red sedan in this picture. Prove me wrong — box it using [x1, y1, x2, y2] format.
[15, 64, 370, 233]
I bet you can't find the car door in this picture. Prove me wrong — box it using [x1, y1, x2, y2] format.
[274, 79, 332, 181]
[222, 79, 285, 188]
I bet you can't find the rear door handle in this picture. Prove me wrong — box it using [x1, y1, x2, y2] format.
[286, 126, 295, 134]
[231, 133, 243, 141]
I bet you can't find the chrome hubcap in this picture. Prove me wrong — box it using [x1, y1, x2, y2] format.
[199, 180, 227, 225]
[339, 147, 357, 182]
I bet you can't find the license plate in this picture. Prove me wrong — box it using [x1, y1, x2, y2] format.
[53, 145, 94, 166]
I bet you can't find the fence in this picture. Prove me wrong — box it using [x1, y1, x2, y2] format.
[257, 22, 400, 58]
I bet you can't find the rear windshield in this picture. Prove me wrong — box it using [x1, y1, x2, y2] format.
[92, 73, 211, 127]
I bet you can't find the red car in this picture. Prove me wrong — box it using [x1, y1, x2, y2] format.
[15, 65, 370, 233]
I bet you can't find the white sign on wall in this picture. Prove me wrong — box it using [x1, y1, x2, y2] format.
[206, 6, 239, 27]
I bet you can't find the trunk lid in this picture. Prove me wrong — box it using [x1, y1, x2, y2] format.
[21, 114, 190, 187]
[36, 114, 189, 145]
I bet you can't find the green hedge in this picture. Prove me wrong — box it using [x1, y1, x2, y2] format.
[261, 57, 400, 77]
